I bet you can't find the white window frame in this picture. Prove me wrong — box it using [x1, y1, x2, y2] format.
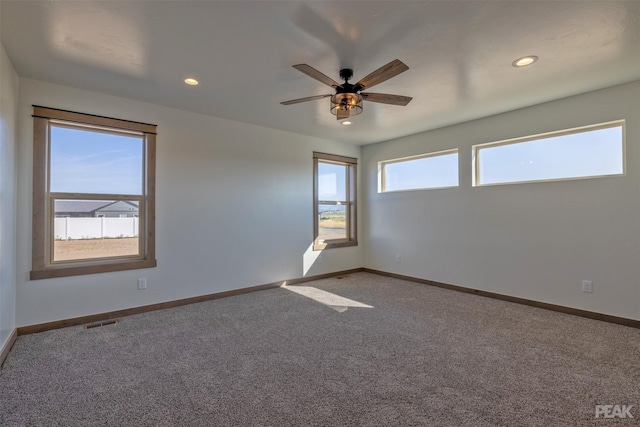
[378, 148, 459, 193]
[30, 106, 157, 280]
[472, 120, 625, 187]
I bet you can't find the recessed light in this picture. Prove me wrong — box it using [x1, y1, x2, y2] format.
[512, 56, 538, 67]
[342, 121, 352, 126]
[184, 78, 199, 86]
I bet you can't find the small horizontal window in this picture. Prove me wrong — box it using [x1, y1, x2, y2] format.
[473, 121, 624, 186]
[379, 149, 459, 192]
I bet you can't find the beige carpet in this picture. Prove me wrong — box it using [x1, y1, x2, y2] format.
[1, 272, 639, 426]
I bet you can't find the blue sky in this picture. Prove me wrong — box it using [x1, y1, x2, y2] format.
[50, 123, 622, 198]
[318, 162, 347, 201]
[479, 126, 623, 184]
[385, 152, 459, 191]
[50, 126, 143, 195]
[383, 125, 623, 190]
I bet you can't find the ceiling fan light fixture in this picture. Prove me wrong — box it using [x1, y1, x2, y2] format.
[330, 93, 363, 117]
[184, 78, 199, 86]
[512, 56, 538, 67]
[342, 121, 352, 126]
[282, 60, 411, 119]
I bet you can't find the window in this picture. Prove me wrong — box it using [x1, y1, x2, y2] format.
[313, 152, 357, 250]
[379, 149, 459, 192]
[31, 106, 156, 279]
[473, 121, 625, 186]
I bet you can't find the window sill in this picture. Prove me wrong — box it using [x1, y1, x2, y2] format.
[30, 259, 157, 280]
[313, 240, 358, 251]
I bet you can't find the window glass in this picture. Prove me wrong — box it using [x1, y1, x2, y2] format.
[50, 125, 143, 195]
[317, 162, 347, 241]
[381, 150, 458, 192]
[53, 199, 140, 262]
[318, 162, 346, 201]
[475, 122, 624, 186]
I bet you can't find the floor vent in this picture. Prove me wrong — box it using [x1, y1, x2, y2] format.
[84, 319, 118, 330]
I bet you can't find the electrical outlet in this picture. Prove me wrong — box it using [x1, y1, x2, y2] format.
[395, 255, 401, 263]
[581, 280, 593, 293]
[138, 278, 147, 290]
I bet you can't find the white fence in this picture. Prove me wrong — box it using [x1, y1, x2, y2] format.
[54, 217, 139, 240]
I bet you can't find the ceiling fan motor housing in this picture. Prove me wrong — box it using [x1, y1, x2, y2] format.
[339, 68, 354, 82]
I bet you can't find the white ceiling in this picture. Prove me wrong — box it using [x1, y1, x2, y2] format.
[2, 1, 639, 145]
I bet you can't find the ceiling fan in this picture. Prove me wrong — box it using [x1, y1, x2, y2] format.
[280, 59, 412, 120]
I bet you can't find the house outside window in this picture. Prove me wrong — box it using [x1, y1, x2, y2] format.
[30, 106, 157, 279]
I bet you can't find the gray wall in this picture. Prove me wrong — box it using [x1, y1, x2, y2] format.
[362, 80, 640, 320]
[0, 41, 19, 348]
[8, 72, 640, 327]
[15, 79, 362, 327]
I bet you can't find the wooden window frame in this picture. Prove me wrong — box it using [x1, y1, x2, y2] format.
[30, 106, 157, 280]
[313, 152, 358, 251]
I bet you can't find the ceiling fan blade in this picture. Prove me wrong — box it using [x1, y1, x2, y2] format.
[280, 94, 332, 105]
[361, 92, 412, 106]
[293, 64, 342, 88]
[336, 108, 350, 120]
[354, 59, 409, 90]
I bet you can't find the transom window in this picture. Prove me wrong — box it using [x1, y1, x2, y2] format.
[379, 149, 459, 192]
[31, 106, 157, 279]
[473, 121, 625, 186]
[313, 152, 357, 250]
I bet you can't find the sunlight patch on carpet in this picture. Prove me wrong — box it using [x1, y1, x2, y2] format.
[283, 286, 373, 312]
